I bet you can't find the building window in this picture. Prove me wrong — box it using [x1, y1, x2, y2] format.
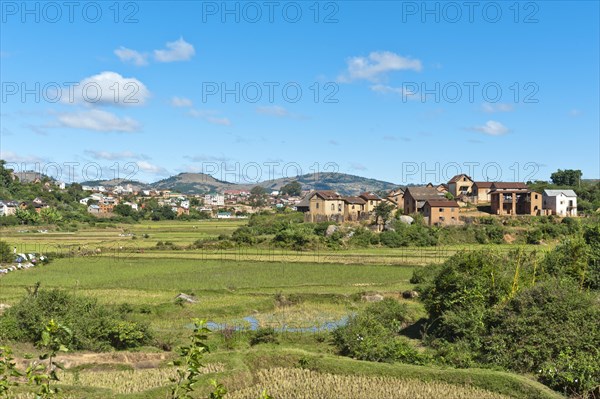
[316, 203, 319, 209]
[451, 208, 455, 212]
[331, 204, 334, 211]
[439, 208, 444, 212]
[338, 204, 342, 212]
[352, 205, 355, 209]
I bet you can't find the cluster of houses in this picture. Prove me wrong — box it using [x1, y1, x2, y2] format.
[0, 198, 50, 216]
[295, 174, 578, 226]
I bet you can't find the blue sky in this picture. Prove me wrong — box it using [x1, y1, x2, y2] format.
[1, 1, 599, 185]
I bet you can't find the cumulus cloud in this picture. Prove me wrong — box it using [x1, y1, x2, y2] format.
[339, 51, 422, 83]
[64, 71, 150, 107]
[154, 38, 195, 62]
[114, 46, 149, 66]
[136, 160, 169, 175]
[56, 109, 140, 132]
[470, 120, 509, 136]
[171, 96, 193, 107]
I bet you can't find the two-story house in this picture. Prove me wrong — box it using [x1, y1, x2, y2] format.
[542, 189, 577, 216]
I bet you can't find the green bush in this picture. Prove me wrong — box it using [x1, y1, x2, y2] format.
[0, 288, 151, 351]
[333, 299, 424, 364]
[250, 327, 278, 346]
[483, 279, 600, 397]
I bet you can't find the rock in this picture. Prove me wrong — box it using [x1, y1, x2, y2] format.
[325, 225, 339, 237]
[402, 290, 419, 299]
[175, 293, 197, 303]
[0, 303, 11, 314]
[384, 221, 395, 231]
[399, 215, 414, 225]
[362, 294, 384, 302]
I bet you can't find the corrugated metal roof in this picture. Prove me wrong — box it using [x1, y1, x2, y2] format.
[543, 189, 577, 197]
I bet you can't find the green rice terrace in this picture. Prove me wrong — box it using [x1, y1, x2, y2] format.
[1, 216, 599, 398]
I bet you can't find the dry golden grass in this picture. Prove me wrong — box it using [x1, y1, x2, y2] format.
[57, 363, 225, 394]
[228, 368, 514, 399]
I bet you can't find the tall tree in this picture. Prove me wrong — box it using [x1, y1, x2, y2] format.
[550, 169, 582, 187]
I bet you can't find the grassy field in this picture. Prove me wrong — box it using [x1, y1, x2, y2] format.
[0, 220, 564, 398]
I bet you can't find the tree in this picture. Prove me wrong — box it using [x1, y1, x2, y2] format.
[280, 181, 302, 197]
[114, 204, 135, 218]
[0, 240, 12, 263]
[550, 169, 582, 187]
[374, 202, 395, 226]
[249, 186, 267, 208]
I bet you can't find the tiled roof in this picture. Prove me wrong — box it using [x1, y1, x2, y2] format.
[425, 200, 459, 207]
[490, 182, 528, 190]
[359, 192, 381, 200]
[405, 186, 444, 200]
[311, 190, 342, 200]
[474, 181, 494, 188]
[344, 196, 367, 205]
[448, 174, 472, 183]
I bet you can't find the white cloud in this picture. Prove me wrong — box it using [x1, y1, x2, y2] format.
[256, 105, 290, 117]
[57, 109, 140, 132]
[471, 120, 509, 136]
[171, 96, 193, 107]
[137, 161, 169, 175]
[84, 150, 146, 160]
[154, 38, 195, 62]
[482, 102, 514, 113]
[64, 71, 150, 107]
[0, 150, 45, 163]
[114, 46, 149, 66]
[339, 51, 422, 83]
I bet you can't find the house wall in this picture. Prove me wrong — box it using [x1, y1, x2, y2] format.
[363, 199, 381, 213]
[404, 193, 417, 214]
[344, 203, 364, 221]
[423, 205, 458, 226]
[309, 197, 344, 217]
[543, 194, 577, 216]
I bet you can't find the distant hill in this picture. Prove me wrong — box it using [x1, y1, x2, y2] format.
[147, 172, 399, 196]
[80, 179, 150, 190]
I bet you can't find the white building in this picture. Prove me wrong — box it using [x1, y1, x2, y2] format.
[542, 189, 578, 216]
[204, 194, 225, 207]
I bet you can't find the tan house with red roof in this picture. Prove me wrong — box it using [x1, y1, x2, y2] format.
[472, 181, 494, 203]
[447, 174, 474, 197]
[423, 200, 460, 225]
[343, 196, 367, 221]
[359, 192, 382, 213]
[489, 183, 542, 215]
[306, 190, 345, 222]
[403, 186, 445, 214]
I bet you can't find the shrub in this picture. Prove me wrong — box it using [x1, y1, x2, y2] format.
[250, 327, 278, 346]
[483, 279, 600, 397]
[333, 299, 424, 364]
[0, 288, 151, 351]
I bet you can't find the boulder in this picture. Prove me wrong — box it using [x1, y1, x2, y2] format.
[402, 290, 419, 299]
[175, 293, 197, 303]
[399, 215, 414, 225]
[325, 225, 339, 237]
[362, 294, 384, 302]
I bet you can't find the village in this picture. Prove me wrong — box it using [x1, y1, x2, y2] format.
[0, 174, 579, 226]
